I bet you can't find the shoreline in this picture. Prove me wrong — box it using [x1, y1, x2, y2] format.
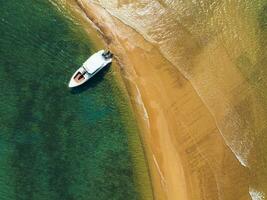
[0, 0, 155, 199]
[52, 1, 154, 199]
[57, 1, 251, 200]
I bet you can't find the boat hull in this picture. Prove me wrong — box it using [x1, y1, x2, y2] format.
[68, 50, 112, 88]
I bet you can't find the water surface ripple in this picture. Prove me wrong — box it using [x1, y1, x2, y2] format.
[0, 1, 143, 199]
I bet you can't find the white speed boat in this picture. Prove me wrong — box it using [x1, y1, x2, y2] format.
[68, 50, 113, 88]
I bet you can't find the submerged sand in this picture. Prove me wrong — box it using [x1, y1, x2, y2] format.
[54, 1, 257, 200]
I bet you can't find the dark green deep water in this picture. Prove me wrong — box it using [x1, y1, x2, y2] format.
[0, 1, 145, 199]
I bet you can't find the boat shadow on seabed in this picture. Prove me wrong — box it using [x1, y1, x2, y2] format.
[70, 63, 112, 94]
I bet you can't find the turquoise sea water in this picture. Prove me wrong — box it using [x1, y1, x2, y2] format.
[0, 1, 147, 199]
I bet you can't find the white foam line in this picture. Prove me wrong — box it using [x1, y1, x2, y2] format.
[124, 76, 151, 129]
[135, 86, 149, 120]
[249, 187, 265, 200]
[152, 154, 166, 186]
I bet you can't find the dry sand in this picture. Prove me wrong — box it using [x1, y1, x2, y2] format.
[59, 1, 252, 199]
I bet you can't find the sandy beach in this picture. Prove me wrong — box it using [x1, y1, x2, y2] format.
[56, 1, 254, 199]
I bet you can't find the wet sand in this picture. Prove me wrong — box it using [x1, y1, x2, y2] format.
[60, 1, 253, 199]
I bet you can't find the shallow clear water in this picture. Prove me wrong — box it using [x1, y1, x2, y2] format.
[0, 1, 147, 199]
[92, 0, 267, 198]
